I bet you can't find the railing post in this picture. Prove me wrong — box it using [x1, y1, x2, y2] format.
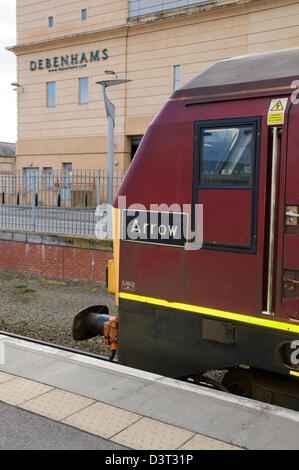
[97, 169, 101, 207]
[31, 175, 36, 231]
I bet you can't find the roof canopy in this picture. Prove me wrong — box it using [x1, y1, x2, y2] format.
[0, 142, 16, 157]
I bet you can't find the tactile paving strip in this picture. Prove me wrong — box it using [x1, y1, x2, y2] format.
[62, 401, 141, 438]
[0, 371, 15, 384]
[112, 417, 195, 450]
[0, 377, 53, 405]
[179, 434, 241, 450]
[20, 388, 95, 421]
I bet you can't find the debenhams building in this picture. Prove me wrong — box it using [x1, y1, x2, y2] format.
[9, 0, 299, 173]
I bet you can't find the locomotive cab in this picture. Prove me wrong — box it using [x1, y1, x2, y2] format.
[74, 48, 299, 408]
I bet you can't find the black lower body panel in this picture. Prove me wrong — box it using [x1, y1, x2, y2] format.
[118, 298, 298, 379]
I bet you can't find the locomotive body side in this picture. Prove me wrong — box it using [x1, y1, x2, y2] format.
[114, 51, 299, 381]
[73, 49, 299, 406]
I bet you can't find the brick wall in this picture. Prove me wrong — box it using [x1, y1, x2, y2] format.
[0, 231, 113, 283]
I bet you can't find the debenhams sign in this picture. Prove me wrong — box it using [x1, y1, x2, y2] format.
[29, 49, 108, 72]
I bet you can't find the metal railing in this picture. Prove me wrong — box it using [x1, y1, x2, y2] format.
[0, 169, 125, 236]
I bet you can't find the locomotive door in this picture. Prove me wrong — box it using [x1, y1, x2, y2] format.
[192, 116, 263, 316]
[194, 118, 259, 251]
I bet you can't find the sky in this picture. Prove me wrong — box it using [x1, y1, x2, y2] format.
[0, 0, 16, 143]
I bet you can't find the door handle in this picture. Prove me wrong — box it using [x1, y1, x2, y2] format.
[285, 206, 299, 226]
[285, 211, 299, 218]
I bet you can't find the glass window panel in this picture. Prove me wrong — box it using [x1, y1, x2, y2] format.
[79, 77, 89, 104]
[44, 168, 52, 189]
[24, 168, 39, 192]
[82, 9, 87, 21]
[128, 1, 207, 17]
[174, 65, 181, 90]
[200, 126, 253, 186]
[47, 82, 56, 108]
[48, 16, 54, 27]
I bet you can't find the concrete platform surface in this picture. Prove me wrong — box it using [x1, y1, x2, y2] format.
[0, 334, 298, 450]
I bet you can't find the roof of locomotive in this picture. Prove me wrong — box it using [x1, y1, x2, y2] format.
[181, 47, 299, 90]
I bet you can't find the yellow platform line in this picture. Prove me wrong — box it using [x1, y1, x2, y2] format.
[119, 292, 299, 335]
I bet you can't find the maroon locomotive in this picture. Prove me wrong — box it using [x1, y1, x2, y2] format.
[74, 48, 299, 409]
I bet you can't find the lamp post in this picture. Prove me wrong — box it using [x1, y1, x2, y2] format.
[11, 82, 23, 92]
[96, 75, 132, 237]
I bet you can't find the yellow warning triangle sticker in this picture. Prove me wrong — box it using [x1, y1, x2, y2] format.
[267, 98, 288, 125]
[271, 100, 284, 111]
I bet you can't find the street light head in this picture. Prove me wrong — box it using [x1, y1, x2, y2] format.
[11, 82, 23, 92]
[105, 69, 118, 79]
[96, 78, 132, 88]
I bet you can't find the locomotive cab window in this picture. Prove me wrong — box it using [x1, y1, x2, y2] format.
[200, 125, 254, 187]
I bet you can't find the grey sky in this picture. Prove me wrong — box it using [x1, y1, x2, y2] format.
[0, 0, 16, 143]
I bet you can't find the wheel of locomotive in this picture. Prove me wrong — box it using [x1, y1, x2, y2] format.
[191, 373, 229, 392]
[222, 368, 253, 398]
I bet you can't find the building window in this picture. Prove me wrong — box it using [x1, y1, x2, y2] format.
[130, 135, 143, 161]
[47, 82, 56, 108]
[81, 9, 87, 21]
[48, 16, 54, 28]
[129, 1, 208, 17]
[62, 163, 72, 201]
[79, 77, 89, 104]
[173, 65, 181, 90]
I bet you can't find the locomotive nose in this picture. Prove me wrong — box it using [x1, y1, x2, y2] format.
[72, 305, 111, 340]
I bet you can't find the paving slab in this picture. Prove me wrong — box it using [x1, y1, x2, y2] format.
[0, 377, 53, 405]
[20, 388, 95, 420]
[62, 401, 141, 439]
[0, 371, 15, 384]
[112, 417, 195, 450]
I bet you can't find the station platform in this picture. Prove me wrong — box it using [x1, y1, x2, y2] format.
[0, 333, 298, 450]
